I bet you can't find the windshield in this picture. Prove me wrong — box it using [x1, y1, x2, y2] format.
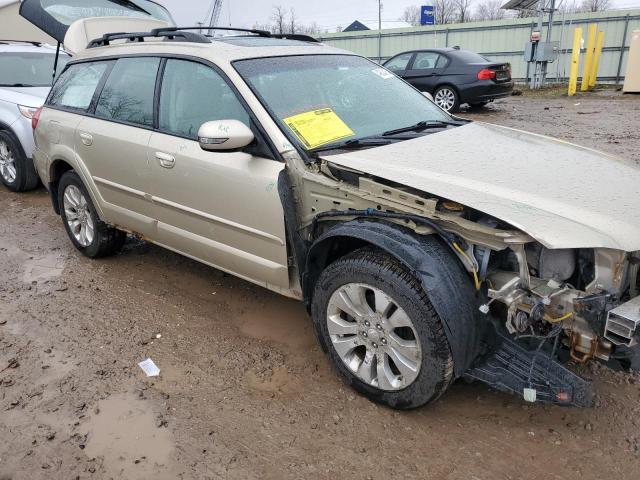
[0, 52, 70, 87]
[234, 55, 451, 150]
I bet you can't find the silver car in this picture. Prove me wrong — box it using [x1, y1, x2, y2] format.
[0, 39, 68, 191]
[22, 0, 640, 410]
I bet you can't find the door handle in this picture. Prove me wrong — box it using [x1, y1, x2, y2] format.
[79, 132, 93, 146]
[155, 152, 176, 169]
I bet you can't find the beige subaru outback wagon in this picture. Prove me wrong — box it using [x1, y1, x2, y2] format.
[27, 5, 640, 409]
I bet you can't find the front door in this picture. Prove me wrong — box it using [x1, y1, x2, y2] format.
[147, 58, 289, 290]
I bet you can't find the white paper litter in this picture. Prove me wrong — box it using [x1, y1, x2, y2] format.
[138, 358, 160, 377]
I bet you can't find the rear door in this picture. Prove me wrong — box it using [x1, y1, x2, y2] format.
[73, 56, 161, 236]
[403, 51, 447, 92]
[147, 58, 289, 290]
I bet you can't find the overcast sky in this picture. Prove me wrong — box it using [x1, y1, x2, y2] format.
[154, 0, 640, 30]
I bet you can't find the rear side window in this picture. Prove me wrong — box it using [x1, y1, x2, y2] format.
[159, 59, 250, 140]
[48, 62, 108, 111]
[95, 57, 160, 127]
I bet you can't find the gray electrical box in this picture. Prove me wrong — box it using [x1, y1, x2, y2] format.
[524, 41, 560, 63]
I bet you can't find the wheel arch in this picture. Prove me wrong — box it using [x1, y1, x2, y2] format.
[304, 219, 490, 377]
[49, 158, 75, 214]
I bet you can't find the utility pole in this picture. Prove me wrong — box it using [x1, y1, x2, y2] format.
[378, 0, 382, 61]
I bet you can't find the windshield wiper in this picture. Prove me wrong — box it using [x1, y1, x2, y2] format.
[0, 83, 37, 87]
[312, 138, 392, 154]
[382, 120, 464, 137]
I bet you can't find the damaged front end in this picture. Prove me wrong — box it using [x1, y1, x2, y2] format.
[283, 149, 640, 407]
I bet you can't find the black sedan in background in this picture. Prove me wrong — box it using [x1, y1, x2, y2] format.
[383, 47, 513, 112]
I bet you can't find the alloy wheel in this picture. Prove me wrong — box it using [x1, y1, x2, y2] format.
[326, 283, 422, 391]
[0, 140, 17, 184]
[63, 185, 95, 247]
[434, 88, 456, 111]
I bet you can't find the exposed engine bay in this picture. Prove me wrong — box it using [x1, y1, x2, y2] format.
[286, 150, 640, 405]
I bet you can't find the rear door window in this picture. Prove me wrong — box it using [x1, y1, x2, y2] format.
[411, 52, 441, 70]
[48, 61, 109, 111]
[158, 59, 250, 140]
[95, 57, 160, 127]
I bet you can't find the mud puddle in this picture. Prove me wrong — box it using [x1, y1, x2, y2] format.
[82, 392, 176, 480]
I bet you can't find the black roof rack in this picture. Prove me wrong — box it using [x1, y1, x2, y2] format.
[87, 26, 319, 49]
[0, 39, 44, 46]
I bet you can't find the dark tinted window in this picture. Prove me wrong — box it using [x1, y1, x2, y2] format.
[159, 59, 250, 139]
[95, 57, 159, 127]
[0, 51, 70, 87]
[411, 52, 440, 70]
[48, 62, 108, 111]
[451, 50, 491, 63]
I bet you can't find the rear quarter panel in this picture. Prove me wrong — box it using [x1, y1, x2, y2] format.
[34, 108, 105, 217]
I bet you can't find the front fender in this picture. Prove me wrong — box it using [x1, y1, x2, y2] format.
[305, 220, 490, 376]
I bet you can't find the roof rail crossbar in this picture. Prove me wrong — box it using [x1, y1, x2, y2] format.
[87, 29, 211, 48]
[271, 33, 319, 43]
[0, 39, 44, 46]
[151, 26, 272, 38]
[86, 26, 320, 49]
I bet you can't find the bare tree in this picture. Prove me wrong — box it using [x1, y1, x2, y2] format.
[475, 0, 506, 21]
[271, 5, 287, 34]
[433, 0, 456, 24]
[454, 0, 473, 23]
[400, 5, 421, 26]
[580, 0, 611, 11]
[289, 7, 298, 34]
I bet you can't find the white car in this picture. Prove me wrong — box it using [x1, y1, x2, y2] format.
[0, 39, 68, 191]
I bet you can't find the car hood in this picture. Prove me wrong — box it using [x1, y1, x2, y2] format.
[0, 86, 50, 107]
[322, 122, 640, 251]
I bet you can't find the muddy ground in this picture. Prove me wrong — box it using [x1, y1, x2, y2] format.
[1, 91, 639, 480]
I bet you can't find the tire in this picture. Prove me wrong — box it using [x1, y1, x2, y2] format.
[433, 85, 460, 113]
[57, 170, 126, 258]
[0, 130, 39, 192]
[311, 247, 454, 409]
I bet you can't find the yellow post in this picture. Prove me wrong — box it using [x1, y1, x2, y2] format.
[581, 23, 597, 91]
[589, 31, 605, 88]
[568, 27, 583, 96]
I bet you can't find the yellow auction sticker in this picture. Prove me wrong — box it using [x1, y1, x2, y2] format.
[283, 108, 355, 149]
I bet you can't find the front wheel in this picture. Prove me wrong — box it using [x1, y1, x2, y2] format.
[311, 248, 454, 409]
[58, 171, 126, 258]
[433, 86, 460, 113]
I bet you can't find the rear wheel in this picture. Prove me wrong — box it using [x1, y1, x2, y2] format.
[58, 171, 126, 258]
[433, 86, 460, 113]
[311, 248, 454, 409]
[0, 130, 39, 192]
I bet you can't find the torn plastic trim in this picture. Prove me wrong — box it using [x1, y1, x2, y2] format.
[305, 219, 491, 376]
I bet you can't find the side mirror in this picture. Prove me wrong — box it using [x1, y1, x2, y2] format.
[422, 91, 434, 102]
[198, 120, 254, 151]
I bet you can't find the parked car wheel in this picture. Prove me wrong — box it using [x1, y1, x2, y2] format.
[311, 247, 454, 409]
[433, 86, 460, 112]
[58, 171, 126, 258]
[0, 130, 39, 192]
